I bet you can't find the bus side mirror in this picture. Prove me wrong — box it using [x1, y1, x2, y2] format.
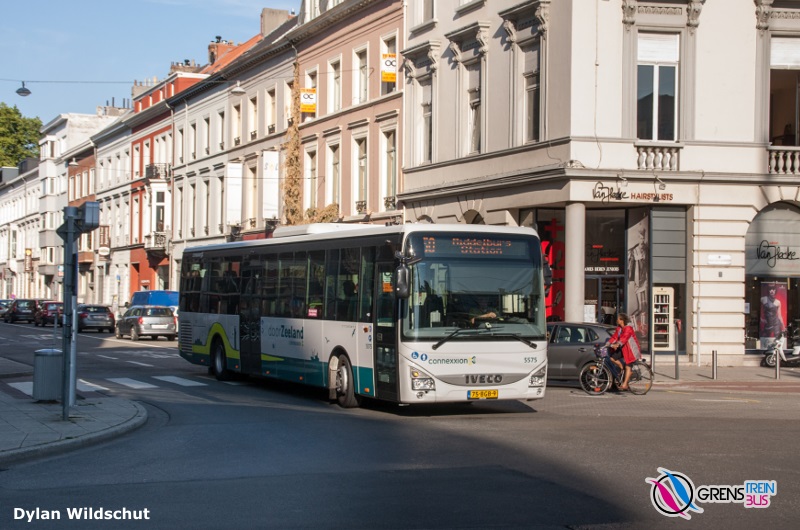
[396, 263, 410, 299]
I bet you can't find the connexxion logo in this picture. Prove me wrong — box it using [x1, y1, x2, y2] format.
[646, 467, 777, 520]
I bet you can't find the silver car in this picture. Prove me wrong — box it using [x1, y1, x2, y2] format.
[115, 305, 176, 341]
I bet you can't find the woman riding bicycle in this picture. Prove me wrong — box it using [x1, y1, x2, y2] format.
[607, 313, 641, 391]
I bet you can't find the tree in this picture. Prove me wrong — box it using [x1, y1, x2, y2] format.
[0, 103, 41, 167]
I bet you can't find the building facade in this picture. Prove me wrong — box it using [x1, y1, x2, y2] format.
[398, 0, 800, 364]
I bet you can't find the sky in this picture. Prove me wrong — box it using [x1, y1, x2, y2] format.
[2, 0, 299, 124]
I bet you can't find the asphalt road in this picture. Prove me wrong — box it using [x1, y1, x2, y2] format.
[1, 323, 798, 529]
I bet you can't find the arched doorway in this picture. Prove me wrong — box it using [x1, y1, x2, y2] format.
[744, 202, 800, 350]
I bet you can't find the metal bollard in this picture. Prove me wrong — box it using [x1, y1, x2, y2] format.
[712, 349, 717, 380]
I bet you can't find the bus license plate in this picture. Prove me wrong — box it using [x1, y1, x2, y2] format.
[467, 389, 498, 400]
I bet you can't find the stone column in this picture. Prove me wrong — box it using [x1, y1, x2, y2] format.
[565, 202, 586, 322]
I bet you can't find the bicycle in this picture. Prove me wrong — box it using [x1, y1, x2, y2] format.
[579, 345, 653, 395]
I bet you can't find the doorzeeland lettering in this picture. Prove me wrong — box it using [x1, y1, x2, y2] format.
[267, 325, 304, 339]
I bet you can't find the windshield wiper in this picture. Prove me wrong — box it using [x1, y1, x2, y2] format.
[485, 333, 537, 349]
[432, 327, 483, 350]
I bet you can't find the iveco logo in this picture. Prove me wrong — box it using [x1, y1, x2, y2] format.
[465, 374, 503, 384]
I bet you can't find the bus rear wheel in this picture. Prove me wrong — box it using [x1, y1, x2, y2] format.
[335, 356, 360, 408]
[212, 339, 232, 381]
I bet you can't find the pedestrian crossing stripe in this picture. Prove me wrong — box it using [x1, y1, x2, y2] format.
[106, 378, 158, 389]
[152, 375, 207, 387]
[6, 375, 212, 397]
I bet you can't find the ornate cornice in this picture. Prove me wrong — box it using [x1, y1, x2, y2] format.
[400, 40, 441, 78]
[756, 0, 774, 32]
[445, 21, 491, 63]
[499, 1, 551, 42]
[687, 0, 705, 34]
[622, 0, 637, 31]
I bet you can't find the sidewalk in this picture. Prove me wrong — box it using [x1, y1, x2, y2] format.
[0, 357, 147, 466]
[2, 356, 800, 466]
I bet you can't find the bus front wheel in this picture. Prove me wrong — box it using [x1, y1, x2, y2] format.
[212, 339, 232, 381]
[335, 356, 360, 408]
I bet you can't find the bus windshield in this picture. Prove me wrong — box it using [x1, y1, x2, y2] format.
[401, 233, 546, 342]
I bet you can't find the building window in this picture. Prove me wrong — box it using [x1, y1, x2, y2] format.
[466, 61, 481, 154]
[218, 111, 225, 150]
[267, 88, 277, 132]
[204, 117, 210, 154]
[355, 137, 368, 209]
[249, 97, 258, 139]
[522, 42, 540, 143]
[328, 143, 340, 206]
[189, 123, 197, 159]
[637, 33, 679, 142]
[330, 59, 342, 112]
[304, 70, 318, 122]
[419, 0, 434, 25]
[305, 149, 318, 211]
[382, 129, 397, 210]
[420, 77, 433, 164]
[233, 104, 242, 144]
[356, 49, 368, 104]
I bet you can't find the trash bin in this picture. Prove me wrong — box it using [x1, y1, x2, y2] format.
[33, 349, 63, 401]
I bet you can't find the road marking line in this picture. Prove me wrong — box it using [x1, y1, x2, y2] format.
[97, 355, 118, 360]
[78, 379, 109, 391]
[106, 377, 158, 389]
[693, 398, 757, 403]
[126, 361, 154, 367]
[153, 375, 207, 387]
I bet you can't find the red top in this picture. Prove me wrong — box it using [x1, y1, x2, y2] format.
[610, 325, 640, 364]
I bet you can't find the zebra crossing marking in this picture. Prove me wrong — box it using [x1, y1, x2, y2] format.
[152, 375, 207, 387]
[106, 378, 158, 389]
[125, 361, 155, 367]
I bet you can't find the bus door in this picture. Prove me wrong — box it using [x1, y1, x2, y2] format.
[374, 260, 399, 401]
[239, 262, 263, 375]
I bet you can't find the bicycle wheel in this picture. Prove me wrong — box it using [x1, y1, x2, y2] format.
[627, 361, 653, 395]
[579, 363, 612, 394]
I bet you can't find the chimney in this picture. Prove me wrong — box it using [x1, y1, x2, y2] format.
[208, 37, 236, 65]
[261, 8, 291, 37]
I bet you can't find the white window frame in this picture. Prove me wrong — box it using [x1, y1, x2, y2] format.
[636, 32, 680, 142]
[354, 47, 369, 105]
[329, 58, 342, 113]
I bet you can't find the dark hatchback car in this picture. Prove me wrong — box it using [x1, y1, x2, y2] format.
[116, 305, 176, 341]
[546, 322, 616, 381]
[77, 304, 116, 333]
[34, 301, 64, 327]
[2, 299, 41, 324]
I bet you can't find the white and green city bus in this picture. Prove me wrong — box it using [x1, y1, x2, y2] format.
[178, 223, 548, 407]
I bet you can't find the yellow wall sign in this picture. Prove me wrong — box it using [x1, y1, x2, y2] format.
[381, 53, 397, 83]
[300, 88, 317, 113]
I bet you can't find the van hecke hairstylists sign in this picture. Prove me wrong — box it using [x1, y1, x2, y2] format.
[745, 208, 800, 275]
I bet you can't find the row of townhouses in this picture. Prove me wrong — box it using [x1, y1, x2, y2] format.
[2, 0, 800, 364]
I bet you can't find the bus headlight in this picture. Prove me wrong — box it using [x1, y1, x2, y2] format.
[411, 369, 435, 391]
[529, 367, 546, 387]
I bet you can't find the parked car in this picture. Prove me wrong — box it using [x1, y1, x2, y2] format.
[34, 301, 64, 327]
[115, 305, 176, 341]
[546, 322, 616, 381]
[0, 299, 11, 317]
[77, 304, 115, 333]
[2, 299, 42, 324]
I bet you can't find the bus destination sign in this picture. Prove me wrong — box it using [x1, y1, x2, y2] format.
[420, 235, 529, 258]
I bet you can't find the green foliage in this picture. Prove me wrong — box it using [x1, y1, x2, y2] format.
[0, 103, 41, 167]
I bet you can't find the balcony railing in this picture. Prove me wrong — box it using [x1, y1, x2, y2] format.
[768, 146, 800, 174]
[635, 143, 681, 171]
[144, 232, 168, 254]
[145, 164, 171, 179]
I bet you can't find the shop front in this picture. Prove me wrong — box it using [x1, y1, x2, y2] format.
[744, 202, 800, 352]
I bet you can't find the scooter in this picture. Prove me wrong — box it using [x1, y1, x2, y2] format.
[763, 329, 800, 368]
